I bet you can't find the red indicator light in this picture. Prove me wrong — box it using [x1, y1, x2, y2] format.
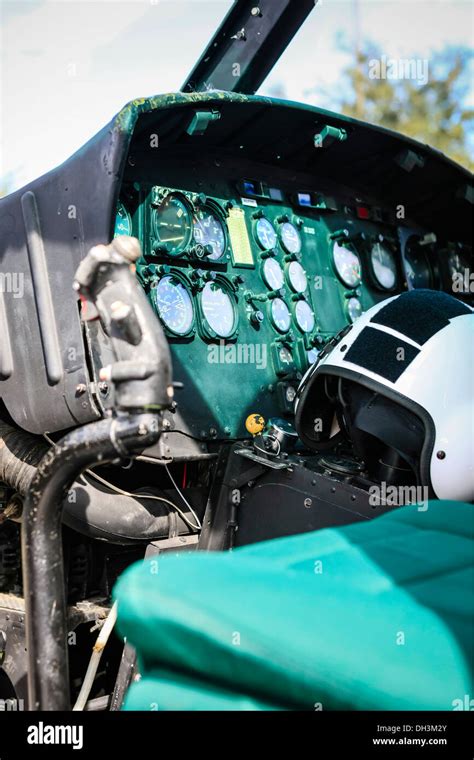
[356, 206, 370, 220]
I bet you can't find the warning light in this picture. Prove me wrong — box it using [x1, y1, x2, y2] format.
[356, 206, 370, 220]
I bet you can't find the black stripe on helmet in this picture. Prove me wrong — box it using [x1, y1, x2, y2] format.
[370, 290, 471, 345]
[344, 326, 420, 382]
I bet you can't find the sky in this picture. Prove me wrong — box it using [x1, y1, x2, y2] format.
[0, 0, 473, 192]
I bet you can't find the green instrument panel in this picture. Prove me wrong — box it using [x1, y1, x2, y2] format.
[115, 183, 404, 440]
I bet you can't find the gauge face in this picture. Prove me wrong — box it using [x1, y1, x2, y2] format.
[152, 275, 194, 335]
[271, 298, 291, 333]
[347, 297, 363, 323]
[193, 207, 227, 261]
[278, 345, 293, 366]
[153, 195, 192, 256]
[333, 242, 361, 288]
[255, 217, 277, 250]
[263, 258, 284, 290]
[288, 261, 307, 293]
[295, 299, 315, 333]
[404, 240, 432, 289]
[114, 202, 132, 237]
[371, 242, 397, 290]
[307, 348, 320, 365]
[201, 281, 236, 338]
[280, 222, 302, 255]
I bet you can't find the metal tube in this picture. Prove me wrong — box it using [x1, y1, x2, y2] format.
[21, 413, 161, 711]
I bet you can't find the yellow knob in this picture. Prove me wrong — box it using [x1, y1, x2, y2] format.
[245, 413, 265, 436]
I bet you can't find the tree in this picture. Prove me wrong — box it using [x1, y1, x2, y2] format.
[334, 46, 474, 171]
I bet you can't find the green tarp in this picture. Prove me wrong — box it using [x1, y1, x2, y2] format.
[114, 501, 474, 710]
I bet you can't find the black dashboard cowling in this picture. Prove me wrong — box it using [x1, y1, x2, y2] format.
[0, 121, 129, 433]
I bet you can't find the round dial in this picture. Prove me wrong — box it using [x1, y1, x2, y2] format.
[152, 275, 194, 335]
[307, 348, 320, 365]
[192, 207, 227, 261]
[404, 239, 432, 289]
[288, 261, 307, 293]
[271, 298, 291, 333]
[278, 345, 293, 366]
[347, 297, 363, 323]
[263, 258, 284, 290]
[280, 222, 302, 255]
[201, 281, 236, 338]
[153, 195, 192, 256]
[295, 299, 315, 333]
[333, 242, 361, 288]
[114, 201, 132, 237]
[255, 217, 277, 250]
[371, 242, 397, 290]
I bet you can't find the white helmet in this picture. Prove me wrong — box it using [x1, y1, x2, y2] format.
[294, 290, 474, 502]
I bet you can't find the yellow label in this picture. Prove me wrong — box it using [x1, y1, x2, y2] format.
[227, 207, 254, 267]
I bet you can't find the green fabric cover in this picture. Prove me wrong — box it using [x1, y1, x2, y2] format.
[114, 501, 474, 710]
[123, 668, 281, 711]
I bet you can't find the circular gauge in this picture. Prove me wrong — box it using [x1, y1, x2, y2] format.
[280, 222, 302, 255]
[307, 348, 320, 365]
[153, 195, 192, 257]
[255, 217, 277, 250]
[278, 345, 293, 367]
[193, 206, 227, 261]
[114, 201, 132, 237]
[347, 297, 363, 323]
[404, 238, 432, 289]
[201, 281, 236, 338]
[288, 261, 307, 293]
[271, 298, 291, 333]
[333, 242, 361, 288]
[263, 258, 284, 290]
[152, 275, 194, 336]
[370, 242, 397, 290]
[295, 299, 315, 333]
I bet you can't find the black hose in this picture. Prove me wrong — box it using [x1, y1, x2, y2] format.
[64, 477, 195, 543]
[0, 422, 46, 494]
[0, 420, 192, 544]
[22, 413, 161, 711]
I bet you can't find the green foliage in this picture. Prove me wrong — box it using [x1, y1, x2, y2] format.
[338, 47, 474, 171]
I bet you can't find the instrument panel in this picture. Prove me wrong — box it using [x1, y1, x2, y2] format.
[114, 178, 471, 441]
